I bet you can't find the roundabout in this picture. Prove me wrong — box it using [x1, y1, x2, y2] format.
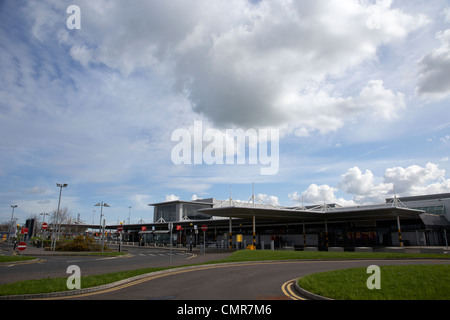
[32, 258, 450, 300]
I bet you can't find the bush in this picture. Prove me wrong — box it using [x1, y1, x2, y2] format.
[55, 235, 104, 252]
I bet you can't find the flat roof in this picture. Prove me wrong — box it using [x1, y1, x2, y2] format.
[386, 193, 450, 203]
[148, 200, 215, 207]
[199, 204, 424, 223]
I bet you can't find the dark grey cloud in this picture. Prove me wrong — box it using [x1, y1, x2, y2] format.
[61, 0, 423, 132]
[417, 29, 450, 99]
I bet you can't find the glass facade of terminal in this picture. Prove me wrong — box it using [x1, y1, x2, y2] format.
[155, 204, 178, 222]
[412, 205, 445, 215]
[182, 203, 212, 220]
[153, 200, 214, 222]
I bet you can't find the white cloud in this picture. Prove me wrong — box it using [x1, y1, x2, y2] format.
[340, 166, 392, 203]
[191, 194, 200, 201]
[130, 194, 152, 211]
[256, 193, 280, 206]
[444, 8, 450, 23]
[69, 45, 93, 68]
[290, 184, 355, 207]
[356, 80, 406, 120]
[165, 194, 180, 202]
[291, 163, 450, 206]
[384, 162, 447, 194]
[280, 79, 405, 136]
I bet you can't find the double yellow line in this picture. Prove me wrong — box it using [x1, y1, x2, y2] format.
[281, 279, 306, 300]
[40, 261, 307, 300]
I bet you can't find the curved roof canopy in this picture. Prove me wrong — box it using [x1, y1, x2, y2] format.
[199, 204, 424, 223]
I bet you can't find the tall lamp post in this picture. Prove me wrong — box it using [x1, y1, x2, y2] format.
[95, 201, 110, 253]
[40, 212, 50, 249]
[9, 205, 18, 249]
[128, 206, 132, 225]
[52, 183, 68, 251]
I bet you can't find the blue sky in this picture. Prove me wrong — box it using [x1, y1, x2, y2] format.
[1, 0, 450, 225]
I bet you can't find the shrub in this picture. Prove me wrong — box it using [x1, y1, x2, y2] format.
[55, 235, 104, 251]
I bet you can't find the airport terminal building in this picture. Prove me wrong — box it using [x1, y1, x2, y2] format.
[139, 193, 450, 250]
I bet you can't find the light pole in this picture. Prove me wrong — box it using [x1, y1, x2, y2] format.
[40, 212, 50, 224]
[52, 183, 68, 251]
[94, 201, 110, 252]
[128, 206, 132, 224]
[40, 212, 50, 250]
[9, 205, 18, 249]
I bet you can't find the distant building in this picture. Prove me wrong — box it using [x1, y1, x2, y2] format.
[135, 193, 450, 249]
[386, 192, 450, 220]
[150, 198, 220, 222]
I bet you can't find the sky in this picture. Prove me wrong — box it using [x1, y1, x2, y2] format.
[1, 0, 450, 226]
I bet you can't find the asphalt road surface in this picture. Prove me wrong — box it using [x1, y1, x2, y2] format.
[60, 258, 450, 300]
[0, 246, 210, 285]
[2, 246, 449, 301]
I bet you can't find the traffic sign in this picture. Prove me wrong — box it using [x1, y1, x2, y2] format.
[17, 242, 27, 251]
[201, 224, 208, 232]
[117, 225, 123, 232]
[21, 228, 28, 235]
[42, 222, 48, 230]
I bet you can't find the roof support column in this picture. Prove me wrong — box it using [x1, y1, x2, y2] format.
[229, 217, 233, 251]
[303, 221, 306, 247]
[397, 215, 403, 247]
[325, 220, 328, 249]
[252, 215, 256, 250]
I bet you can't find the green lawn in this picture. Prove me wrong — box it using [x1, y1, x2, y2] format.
[0, 256, 36, 263]
[213, 249, 450, 262]
[298, 264, 450, 300]
[0, 267, 171, 296]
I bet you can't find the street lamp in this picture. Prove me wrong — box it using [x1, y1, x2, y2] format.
[9, 205, 18, 249]
[128, 206, 132, 225]
[40, 212, 50, 223]
[94, 201, 110, 253]
[52, 183, 68, 251]
[40, 212, 50, 250]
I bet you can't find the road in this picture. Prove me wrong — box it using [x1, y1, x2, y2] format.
[0, 246, 221, 285]
[60, 258, 450, 300]
[2, 246, 449, 301]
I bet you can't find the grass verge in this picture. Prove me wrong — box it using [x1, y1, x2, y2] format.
[0, 256, 36, 263]
[0, 267, 171, 296]
[0, 250, 448, 296]
[209, 249, 450, 263]
[297, 264, 450, 300]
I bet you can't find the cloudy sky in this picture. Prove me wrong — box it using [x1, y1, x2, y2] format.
[1, 0, 450, 225]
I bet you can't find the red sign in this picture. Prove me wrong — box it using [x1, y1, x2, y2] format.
[176, 225, 183, 231]
[117, 225, 123, 232]
[17, 242, 27, 251]
[21, 228, 28, 235]
[141, 226, 147, 231]
[42, 223, 48, 230]
[201, 225, 208, 232]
